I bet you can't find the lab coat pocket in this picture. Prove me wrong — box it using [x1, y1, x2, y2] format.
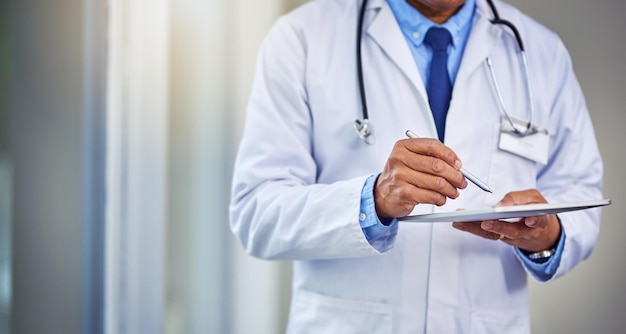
[470, 311, 529, 334]
[287, 290, 392, 334]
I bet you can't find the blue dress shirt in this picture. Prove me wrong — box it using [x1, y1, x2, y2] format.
[359, 0, 564, 279]
[386, 0, 475, 85]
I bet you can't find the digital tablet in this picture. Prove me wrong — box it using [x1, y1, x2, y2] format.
[398, 199, 611, 223]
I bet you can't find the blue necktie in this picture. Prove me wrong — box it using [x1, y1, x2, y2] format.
[424, 27, 452, 142]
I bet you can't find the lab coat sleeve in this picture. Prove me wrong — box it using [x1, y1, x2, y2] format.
[229, 16, 387, 260]
[522, 38, 604, 282]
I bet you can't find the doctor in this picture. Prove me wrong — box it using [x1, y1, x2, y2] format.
[230, 0, 603, 332]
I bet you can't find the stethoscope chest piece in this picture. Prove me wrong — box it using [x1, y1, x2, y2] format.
[354, 119, 375, 145]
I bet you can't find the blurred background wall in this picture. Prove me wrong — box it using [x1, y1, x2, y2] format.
[0, 0, 11, 333]
[2, 0, 625, 333]
[6, 0, 87, 333]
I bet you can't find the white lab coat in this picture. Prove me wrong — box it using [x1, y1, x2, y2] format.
[229, 0, 603, 333]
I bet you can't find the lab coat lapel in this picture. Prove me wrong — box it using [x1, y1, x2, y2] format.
[366, 1, 429, 105]
[454, 3, 501, 89]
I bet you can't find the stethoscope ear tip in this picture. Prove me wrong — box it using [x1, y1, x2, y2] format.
[354, 119, 375, 145]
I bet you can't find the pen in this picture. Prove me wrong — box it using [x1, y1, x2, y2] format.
[405, 130, 493, 193]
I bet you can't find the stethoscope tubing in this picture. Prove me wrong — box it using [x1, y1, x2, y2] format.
[354, 0, 537, 144]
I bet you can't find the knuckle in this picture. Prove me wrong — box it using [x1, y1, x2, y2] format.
[393, 168, 410, 183]
[389, 158, 406, 170]
[431, 193, 446, 206]
[387, 154, 402, 166]
[424, 139, 438, 155]
[431, 159, 444, 173]
[434, 176, 448, 192]
[396, 186, 412, 199]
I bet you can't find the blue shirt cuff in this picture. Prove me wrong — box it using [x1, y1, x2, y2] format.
[515, 226, 565, 281]
[359, 174, 398, 252]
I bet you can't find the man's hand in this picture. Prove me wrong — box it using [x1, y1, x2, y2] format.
[374, 138, 468, 219]
[452, 189, 562, 252]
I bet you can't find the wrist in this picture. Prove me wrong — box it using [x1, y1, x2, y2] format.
[522, 216, 563, 263]
[523, 247, 557, 262]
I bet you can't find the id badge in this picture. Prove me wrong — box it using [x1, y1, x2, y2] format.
[498, 116, 549, 164]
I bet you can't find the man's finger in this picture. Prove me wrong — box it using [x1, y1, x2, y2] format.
[403, 137, 462, 171]
[453, 222, 502, 240]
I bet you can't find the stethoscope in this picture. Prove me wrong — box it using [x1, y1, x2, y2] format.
[354, 0, 537, 145]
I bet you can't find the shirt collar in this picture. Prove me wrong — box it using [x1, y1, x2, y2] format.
[386, 0, 476, 49]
